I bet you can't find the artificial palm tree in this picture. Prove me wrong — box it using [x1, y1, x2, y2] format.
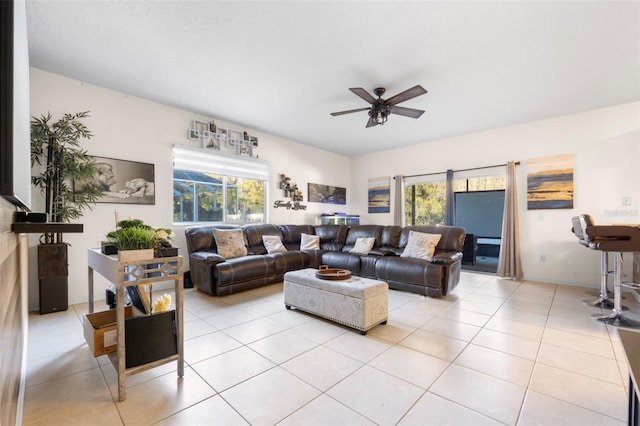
[30, 111, 103, 313]
[30, 111, 104, 243]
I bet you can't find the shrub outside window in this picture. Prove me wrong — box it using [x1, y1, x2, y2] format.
[173, 146, 267, 224]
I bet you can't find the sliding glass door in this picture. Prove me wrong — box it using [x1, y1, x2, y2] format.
[404, 169, 506, 273]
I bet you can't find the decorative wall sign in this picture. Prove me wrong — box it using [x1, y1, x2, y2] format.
[308, 183, 346, 205]
[527, 153, 574, 209]
[79, 156, 155, 205]
[368, 176, 390, 213]
[273, 200, 307, 210]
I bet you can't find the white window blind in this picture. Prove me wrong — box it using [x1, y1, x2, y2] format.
[404, 173, 446, 186]
[173, 145, 269, 181]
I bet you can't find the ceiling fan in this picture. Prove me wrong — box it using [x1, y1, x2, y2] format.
[330, 85, 427, 128]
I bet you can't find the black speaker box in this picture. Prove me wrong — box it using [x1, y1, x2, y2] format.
[125, 310, 177, 368]
[27, 212, 47, 222]
[13, 211, 27, 222]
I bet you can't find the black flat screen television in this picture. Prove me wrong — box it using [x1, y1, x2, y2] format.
[0, 0, 31, 210]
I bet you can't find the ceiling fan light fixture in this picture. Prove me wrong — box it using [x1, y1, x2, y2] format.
[376, 109, 388, 125]
[331, 85, 427, 128]
[369, 106, 389, 126]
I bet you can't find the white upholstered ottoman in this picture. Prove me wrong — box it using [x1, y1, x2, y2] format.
[284, 268, 388, 335]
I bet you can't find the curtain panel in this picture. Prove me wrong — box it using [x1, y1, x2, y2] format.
[393, 175, 404, 226]
[497, 161, 523, 279]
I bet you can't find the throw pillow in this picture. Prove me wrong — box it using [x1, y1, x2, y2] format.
[213, 228, 247, 259]
[300, 233, 320, 250]
[350, 237, 375, 254]
[262, 235, 287, 253]
[400, 231, 442, 260]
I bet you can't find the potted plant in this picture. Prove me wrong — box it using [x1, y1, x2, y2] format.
[106, 218, 155, 261]
[30, 111, 105, 313]
[31, 111, 105, 228]
[153, 227, 177, 257]
[105, 218, 177, 260]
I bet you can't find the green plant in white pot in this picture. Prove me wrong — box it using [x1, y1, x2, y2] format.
[106, 218, 177, 260]
[106, 219, 155, 261]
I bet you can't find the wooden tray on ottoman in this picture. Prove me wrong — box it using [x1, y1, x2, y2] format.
[316, 268, 351, 280]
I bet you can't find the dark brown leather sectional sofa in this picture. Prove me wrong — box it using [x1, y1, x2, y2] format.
[185, 223, 466, 297]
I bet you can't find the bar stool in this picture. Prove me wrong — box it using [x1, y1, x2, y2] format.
[586, 224, 640, 328]
[571, 214, 614, 309]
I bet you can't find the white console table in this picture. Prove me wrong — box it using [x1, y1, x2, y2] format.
[87, 248, 184, 401]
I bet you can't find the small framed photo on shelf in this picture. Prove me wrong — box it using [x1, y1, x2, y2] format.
[236, 140, 253, 157]
[206, 138, 220, 150]
[249, 136, 259, 147]
[215, 128, 228, 140]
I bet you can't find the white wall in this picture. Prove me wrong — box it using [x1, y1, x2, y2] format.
[351, 102, 640, 287]
[28, 68, 350, 308]
[29, 67, 640, 307]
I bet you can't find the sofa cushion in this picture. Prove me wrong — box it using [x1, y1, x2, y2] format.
[401, 225, 465, 253]
[375, 256, 445, 289]
[300, 233, 320, 250]
[380, 226, 403, 255]
[270, 251, 310, 275]
[321, 251, 362, 275]
[185, 224, 240, 254]
[279, 225, 315, 250]
[263, 235, 287, 253]
[400, 231, 441, 260]
[213, 228, 247, 259]
[244, 223, 283, 255]
[216, 255, 275, 287]
[350, 237, 375, 254]
[314, 225, 348, 251]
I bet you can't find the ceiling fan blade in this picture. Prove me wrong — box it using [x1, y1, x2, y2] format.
[366, 115, 377, 128]
[391, 105, 425, 119]
[385, 85, 427, 106]
[349, 87, 377, 104]
[330, 107, 371, 116]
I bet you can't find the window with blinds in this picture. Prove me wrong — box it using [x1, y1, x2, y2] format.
[172, 145, 268, 224]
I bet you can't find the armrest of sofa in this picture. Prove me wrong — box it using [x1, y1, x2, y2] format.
[368, 249, 397, 257]
[188, 251, 226, 295]
[430, 251, 463, 266]
[190, 250, 225, 264]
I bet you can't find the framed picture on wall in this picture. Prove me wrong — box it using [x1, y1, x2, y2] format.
[76, 156, 155, 205]
[308, 182, 346, 204]
[527, 153, 574, 210]
[368, 177, 390, 213]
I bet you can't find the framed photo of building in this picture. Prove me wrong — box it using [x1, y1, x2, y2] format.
[80, 156, 155, 205]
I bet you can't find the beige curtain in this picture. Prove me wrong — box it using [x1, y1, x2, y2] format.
[393, 175, 404, 226]
[497, 161, 523, 280]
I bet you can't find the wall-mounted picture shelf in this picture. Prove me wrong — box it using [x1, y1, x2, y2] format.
[187, 120, 258, 157]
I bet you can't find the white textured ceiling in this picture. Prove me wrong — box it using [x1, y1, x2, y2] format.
[26, 1, 640, 157]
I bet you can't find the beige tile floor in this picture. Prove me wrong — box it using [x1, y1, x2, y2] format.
[22, 271, 634, 425]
